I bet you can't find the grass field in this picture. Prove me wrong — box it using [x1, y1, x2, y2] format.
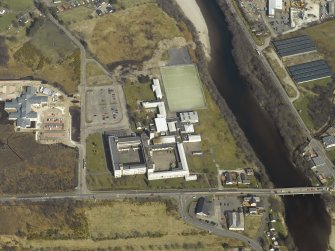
[161, 64, 206, 111]
[0, 18, 80, 94]
[30, 19, 76, 63]
[293, 93, 316, 131]
[0, 200, 245, 250]
[0, 116, 77, 194]
[86, 133, 108, 174]
[244, 216, 262, 238]
[123, 82, 156, 111]
[186, 89, 249, 186]
[0, 0, 35, 33]
[69, 3, 182, 65]
[59, 6, 94, 25]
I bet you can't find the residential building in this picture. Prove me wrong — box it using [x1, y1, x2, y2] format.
[249, 207, 257, 215]
[195, 197, 211, 217]
[311, 156, 326, 168]
[322, 135, 335, 149]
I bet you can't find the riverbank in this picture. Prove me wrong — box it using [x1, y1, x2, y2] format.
[175, 0, 211, 60]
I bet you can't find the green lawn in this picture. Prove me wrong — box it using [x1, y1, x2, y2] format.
[30, 19, 76, 63]
[5, 0, 34, 11]
[160, 65, 206, 112]
[123, 82, 155, 111]
[301, 77, 332, 91]
[86, 133, 108, 174]
[0, 13, 16, 33]
[293, 93, 316, 131]
[327, 148, 335, 165]
[59, 6, 94, 25]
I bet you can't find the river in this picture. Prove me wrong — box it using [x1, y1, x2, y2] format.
[196, 0, 331, 250]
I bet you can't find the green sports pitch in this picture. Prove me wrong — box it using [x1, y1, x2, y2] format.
[160, 64, 206, 112]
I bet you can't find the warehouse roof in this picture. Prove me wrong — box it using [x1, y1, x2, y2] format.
[287, 60, 332, 83]
[273, 36, 317, 57]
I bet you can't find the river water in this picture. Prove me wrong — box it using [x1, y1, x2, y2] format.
[197, 0, 331, 250]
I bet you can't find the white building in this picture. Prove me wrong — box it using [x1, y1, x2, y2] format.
[168, 121, 177, 133]
[142, 101, 166, 118]
[153, 135, 176, 145]
[268, 0, 283, 17]
[155, 117, 168, 133]
[180, 111, 199, 123]
[184, 134, 202, 143]
[147, 143, 195, 181]
[152, 78, 163, 100]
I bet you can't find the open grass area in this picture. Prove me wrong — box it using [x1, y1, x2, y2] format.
[86, 61, 105, 78]
[292, 20, 335, 72]
[69, 3, 182, 65]
[0, 0, 35, 33]
[327, 148, 335, 165]
[0, 200, 245, 250]
[0, 18, 80, 94]
[30, 19, 76, 63]
[86, 133, 108, 174]
[161, 65, 206, 111]
[123, 82, 155, 111]
[59, 6, 94, 25]
[244, 216, 262, 238]
[186, 89, 248, 186]
[293, 93, 316, 131]
[0, 115, 77, 194]
[301, 77, 332, 91]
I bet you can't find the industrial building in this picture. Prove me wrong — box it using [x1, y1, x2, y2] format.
[108, 135, 147, 178]
[5, 86, 48, 128]
[267, 0, 283, 17]
[272, 36, 317, 57]
[287, 60, 332, 84]
[227, 211, 245, 231]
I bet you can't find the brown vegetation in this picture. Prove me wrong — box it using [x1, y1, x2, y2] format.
[0, 105, 77, 194]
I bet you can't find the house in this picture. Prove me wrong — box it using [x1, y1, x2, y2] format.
[195, 197, 211, 217]
[227, 211, 244, 231]
[245, 168, 254, 176]
[268, 222, 275, 231]
[240, 173, 251, 185]
[96, 9, 103, 16]
[269, 213, 276, 222]
[106, 5, 114, 13]
[311, 156, 326, 169]
[249, 207, 257, 215]
[224, 172, 234, 185]
[322, 135, 335, 149]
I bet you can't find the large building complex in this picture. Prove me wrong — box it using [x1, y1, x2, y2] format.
[5, 86, 48, 128]
[108, 135, 147, 178]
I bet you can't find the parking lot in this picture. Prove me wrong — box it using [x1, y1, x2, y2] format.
[86, 85, 122, 126]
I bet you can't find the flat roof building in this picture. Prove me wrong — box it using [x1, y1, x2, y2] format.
[267, 0, 283, 17]
[179, 111, 199, 124]
[155, 117, 168, 133]
[288, 60, 332, 84]
[152, 78, 163, 100]
[108, 135, 147, 178]
[272, 36, 317, 57]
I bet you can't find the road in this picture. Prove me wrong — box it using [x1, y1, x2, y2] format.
[179, 196, 263, 251]
[225, 0, 335, 179]
[0, 187, 328, 204]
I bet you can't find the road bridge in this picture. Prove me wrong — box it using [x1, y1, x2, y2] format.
[0, 187, 329, 204]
